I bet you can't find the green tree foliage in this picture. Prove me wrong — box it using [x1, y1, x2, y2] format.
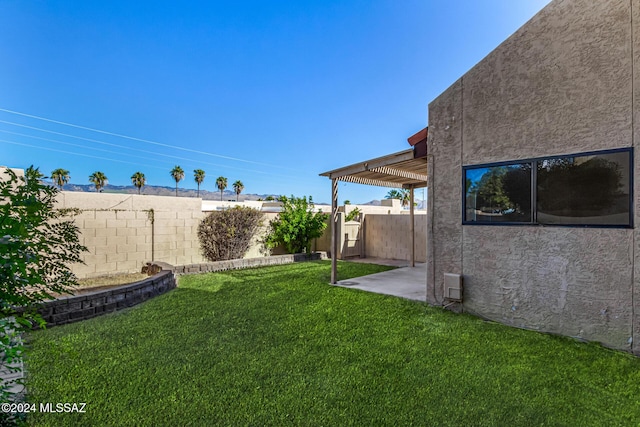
[197, 207, 263, 261]
[216, 176, 228, 201]
[171, 165, 184, 197]
[194, 169, 206, 198]
[89, 171, 108, 192]
[0, 167, 86, 413]
[502, 165, 532, 214]
[385, 189, 410, 207]
[345, 207, 362, 222]
[264, 196, 329, 255]
[50, 168, 70, 190]
[131, 172, 146, 194]
[473, 167, 511, 212]
[232, 180, 244, 202]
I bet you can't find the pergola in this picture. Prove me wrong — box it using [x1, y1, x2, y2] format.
[319, 129, 428, 283]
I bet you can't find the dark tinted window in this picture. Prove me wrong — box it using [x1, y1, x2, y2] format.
[465, 163, 532, 223]
[536, 151, 631, 225]
[463, 148, 632, 227]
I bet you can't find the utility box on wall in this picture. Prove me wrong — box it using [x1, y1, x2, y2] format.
[444, 273, 463, 302]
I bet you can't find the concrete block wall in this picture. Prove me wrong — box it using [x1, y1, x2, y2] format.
[364, 214, 426, 262]
[56, 192, 207, 278]
[54, 191, 422, 279]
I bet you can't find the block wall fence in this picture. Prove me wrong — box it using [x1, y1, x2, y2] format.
[364, 214, 426, 262]
[55, 192, 426, 278]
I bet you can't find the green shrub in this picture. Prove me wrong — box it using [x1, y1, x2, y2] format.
[198, 206, 263, 261]
[345, 207, 361, 222]
[0, 166, 86, 421]
[264, 196, 328, 255]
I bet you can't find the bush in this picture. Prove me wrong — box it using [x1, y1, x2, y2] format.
[198, 207, 263, 261]
[0, 166, 86, 420]
[264, 196, 329, 255]
[345, 207, 362, 222]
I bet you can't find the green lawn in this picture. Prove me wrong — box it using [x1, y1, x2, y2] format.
[25, 261, 640, 426]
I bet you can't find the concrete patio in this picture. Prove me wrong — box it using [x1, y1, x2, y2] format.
[334, 261, 426, 302]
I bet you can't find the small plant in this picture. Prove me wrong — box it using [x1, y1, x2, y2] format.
[0, 167, 86, 421]
[264, 195, 329, 255]
[345, 207, 361, 222]
[198, 206, 263, 261]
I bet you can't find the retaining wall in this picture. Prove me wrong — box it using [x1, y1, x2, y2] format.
[158, 252, 328, 274]
[39, 269, 176, 327]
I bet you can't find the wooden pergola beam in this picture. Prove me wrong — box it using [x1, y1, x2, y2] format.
[369, 166, 428, 182]
[338, 175, 405, 188]
[321, 149, 415, 180]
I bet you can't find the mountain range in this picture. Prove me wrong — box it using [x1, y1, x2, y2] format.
[60, 183, 277, 202]
[56, 183, 403, 207]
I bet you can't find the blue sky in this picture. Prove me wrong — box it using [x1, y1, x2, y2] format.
[0, 0, 550, 204]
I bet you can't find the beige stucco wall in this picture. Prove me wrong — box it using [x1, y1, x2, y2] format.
[427, 0, 638, 352]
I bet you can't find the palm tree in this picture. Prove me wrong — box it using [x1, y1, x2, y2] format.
[194, 169, 206, 197]
[131, 171, 146, 195]
[51, 168, 70, 190]
[232, 180, 244, 202]
[385, 189, 411, 207]
[216, 176, 228, 201]
[88, 171, 108, 192]
[170, 165, 184, 197]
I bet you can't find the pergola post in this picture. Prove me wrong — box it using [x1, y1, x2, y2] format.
[410, 184, 415, 267]
[331, 178, 338, 284]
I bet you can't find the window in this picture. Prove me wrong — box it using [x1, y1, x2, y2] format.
[463, 148, 632, 227]
[465, 163, 532, 223]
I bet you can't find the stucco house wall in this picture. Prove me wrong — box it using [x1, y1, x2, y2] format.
[427, 0, 639, 352]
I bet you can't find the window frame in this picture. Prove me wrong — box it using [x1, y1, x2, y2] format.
[462, 147, 634, 228]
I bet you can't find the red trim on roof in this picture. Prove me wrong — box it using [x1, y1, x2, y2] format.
[407, 127, 428, 146]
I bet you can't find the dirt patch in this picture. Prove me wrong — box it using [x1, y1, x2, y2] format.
[52, 273, 151, 297]
[77, 273, 148, 289]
